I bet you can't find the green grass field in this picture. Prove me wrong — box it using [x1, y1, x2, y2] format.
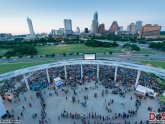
[0, 61, 55, 74]
[0, 44, 161, 56]
[36, 44, 121, 55]
[133, 60, 165, 69]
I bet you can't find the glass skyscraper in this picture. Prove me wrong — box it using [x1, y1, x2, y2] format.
[91, 11, 99, 34]
[64, 19, 72, 35]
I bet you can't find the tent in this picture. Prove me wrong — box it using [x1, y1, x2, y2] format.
[136, 85, 147, 96]
[136, 85, 155, 97]
[0, 96, 6, 118]
[54, 77, 64, 87]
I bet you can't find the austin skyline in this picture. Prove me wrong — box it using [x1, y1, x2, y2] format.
[0, 0, 164, 34]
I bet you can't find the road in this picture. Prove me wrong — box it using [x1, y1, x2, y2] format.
[98, 40, 149, 49]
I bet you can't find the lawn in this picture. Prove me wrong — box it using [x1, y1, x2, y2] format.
[132, 60, 165, 69]
[0, 61, 55, 74]
[36, 44, 121, 55]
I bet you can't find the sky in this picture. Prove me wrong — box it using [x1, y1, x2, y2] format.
[0, 0, 164, 35]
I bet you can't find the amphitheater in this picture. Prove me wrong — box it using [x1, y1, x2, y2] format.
[0, 59, 165, 124]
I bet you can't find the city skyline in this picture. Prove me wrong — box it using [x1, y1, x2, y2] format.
[0, 0, 165, 34]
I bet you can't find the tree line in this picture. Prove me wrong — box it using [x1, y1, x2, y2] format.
[0, 38, 61, 49]
[4, 45, 37, 59]
[149, 42, 165, 51]
[85, 39, 119, 48]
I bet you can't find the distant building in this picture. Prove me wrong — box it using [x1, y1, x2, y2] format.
[12, 35, 26, 40]
[51, 28, 64, 36]
[27, 17, 35, 36]
[136, 21, 143, 34]
[40, 33, 48, 38]
[51, 30, 57, 36]
[84, 28, 89, 33]
[91, 11, 99, 34]
[119, 26, 123, 31]
[59, 28, 65, 35]
[98, 24, 105, 34]
[0, 33, 12, 41]
[139, 24, 161, 39]
[76, 27, 80, 34]
[64, 19, 72, 35]
[109, 21, 119, 34]
[127, 23, 136, 34]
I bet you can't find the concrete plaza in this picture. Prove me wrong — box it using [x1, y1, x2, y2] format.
[4, 81, 160, 124]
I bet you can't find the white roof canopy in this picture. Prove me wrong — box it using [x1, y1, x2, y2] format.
[0, 59, 165, 81]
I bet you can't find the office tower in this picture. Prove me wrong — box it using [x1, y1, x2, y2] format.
[51, 28, 65, 36]
[51, 30, 56, 36]
[76, 27, 80, 34]
[98, 24, 105, 34]
[139, 24, 161, 39]
[127, 23, 136, 34]
[64, 19, 72, 35]
[109, 21, 119, 34]
[91, 11, 99, 34]
[119, 26, 123, 31]
[59, 28, 65, 35]
[116, 26, 124, 35]
[27, 17, 35, 36]
[84, 28, 89, 33]
[136, 21, 143, 34]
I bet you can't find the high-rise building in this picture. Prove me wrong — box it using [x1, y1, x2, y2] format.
[119, 26, 123, 31]
[98, 24, 105, 34]
[91, 11, 99, 34]
[64, 19, 72, 35]
[84, 28, 89, 33]
[51, 28, 65, 36]
[27, 17, 35, 36]
[109, 21, 119, 34]
[139, 24, 161, 39]
[76, 27, 80, 34]
[127, 23, 136, 34]
[136, 21, 143, 34]
[51, 30, 56, 36]
[59, 28, 65, 35]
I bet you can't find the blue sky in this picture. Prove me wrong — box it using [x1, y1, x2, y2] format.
[0, 0, 164, 34]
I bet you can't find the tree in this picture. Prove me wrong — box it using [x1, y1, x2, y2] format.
[123, 43, 140, 51]
[76, 52, 79, 55]
[63, 53, 66, 56]
[109, 51, 112, 54]
[5, 54, 11, 60]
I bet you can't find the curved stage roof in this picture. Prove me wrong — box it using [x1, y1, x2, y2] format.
[0, 59, 165, 81]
